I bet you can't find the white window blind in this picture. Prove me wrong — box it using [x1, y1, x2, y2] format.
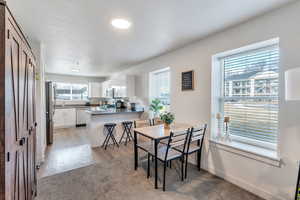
[222, 44, 279, 145]
[55, 83, 88, 101]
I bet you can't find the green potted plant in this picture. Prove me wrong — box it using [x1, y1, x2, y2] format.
[149, 98, 163, 118]
[160, 112, 175, 129]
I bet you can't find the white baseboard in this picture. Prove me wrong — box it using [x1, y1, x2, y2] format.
[202, 163, 285, 200]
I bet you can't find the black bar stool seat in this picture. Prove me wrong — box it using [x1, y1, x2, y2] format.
[105, 123, 117, 127]
[102, 123, 119, 149]
[119, 121, 134, 145]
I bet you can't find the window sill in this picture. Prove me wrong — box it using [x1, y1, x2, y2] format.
[209, 139, 281, 167]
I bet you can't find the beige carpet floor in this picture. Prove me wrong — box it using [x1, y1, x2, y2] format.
[36, 144, 263, 200]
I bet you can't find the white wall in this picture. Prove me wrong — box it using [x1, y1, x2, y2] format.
[111, 2, 300, 199]
[31, 41, 47, 165]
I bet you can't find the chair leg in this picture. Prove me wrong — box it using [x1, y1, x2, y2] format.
[101, 133, 110, 148]
[129, 131, 134, 141]
[125, 130, 131, 144]
[147, 154, 150, 178]
[181, 156, 184, 181]
[185, 154, 189, 179]
[163, 162, 167, 191]
[111, 135, 119, 147]
[169, 160, 172, 169]
[118, 129, 126, 144]
[104, 135, 111, 150]
[125, 133, 128, 146]
[197, 150, 201, 171]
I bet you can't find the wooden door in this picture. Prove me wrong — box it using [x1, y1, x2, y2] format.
[27, 57, 37, 199]
[5, 12, 36, 200]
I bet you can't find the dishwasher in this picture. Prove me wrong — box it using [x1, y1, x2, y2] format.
[76, 108, 89, 127]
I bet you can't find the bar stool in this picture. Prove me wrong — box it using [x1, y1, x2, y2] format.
[102, 123, 119, 150]
[119, 121, 134, 145]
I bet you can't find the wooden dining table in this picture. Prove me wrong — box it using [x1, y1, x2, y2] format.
[133, 123, 192, 189]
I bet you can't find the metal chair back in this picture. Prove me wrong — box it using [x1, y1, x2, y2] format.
[151, 118, 164, 126]
[164, 128, 190, 161]
[186, 124, 207, 154]
[134, 119, 153, 128]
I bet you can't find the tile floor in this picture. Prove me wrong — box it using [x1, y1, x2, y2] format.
[38, 127, 98, 178]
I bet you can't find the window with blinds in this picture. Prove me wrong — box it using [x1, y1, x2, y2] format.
[150, 68, 170, 106]
[55, 82, 89, 101]
[221, 44, 279, 147]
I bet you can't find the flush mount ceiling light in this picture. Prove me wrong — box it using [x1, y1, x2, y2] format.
[71, 68, 80, 73]
[111, 18, 131, 30]
[72, 62, 80, 73]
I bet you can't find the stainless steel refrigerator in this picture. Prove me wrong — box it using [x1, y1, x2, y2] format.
[45, 81, 55, 145]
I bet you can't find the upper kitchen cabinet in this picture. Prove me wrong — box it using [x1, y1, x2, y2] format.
[102, 75, 135, 98]
[88, 82, 103, 98]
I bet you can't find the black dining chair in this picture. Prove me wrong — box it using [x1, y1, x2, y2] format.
[174, 124, 207, 179]
[147, 128, 190, 191]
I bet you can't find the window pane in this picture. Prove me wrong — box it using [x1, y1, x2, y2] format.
[150, 69, 170, 106]
[55, 83, 71, 100]
[54, 82, 88, 101]
[72, 84, 88, 100]
[223, 45, 279, 144]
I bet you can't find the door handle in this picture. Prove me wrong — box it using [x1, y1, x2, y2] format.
[29, 127, 33, 135]
[19, 137, 26, 146]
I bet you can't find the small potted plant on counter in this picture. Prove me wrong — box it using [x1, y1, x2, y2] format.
[160, 112, 175, 129]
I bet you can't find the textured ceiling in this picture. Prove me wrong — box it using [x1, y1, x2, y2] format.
[7, 0, 294, 77]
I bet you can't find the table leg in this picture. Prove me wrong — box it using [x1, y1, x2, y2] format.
[154, 139, 158, 189]
[134, 131, 138, 170]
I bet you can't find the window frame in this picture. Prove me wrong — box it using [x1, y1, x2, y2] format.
[211, 38, 280, 152]
[149, 67, 171, 106]
[54, 82, 89, 101]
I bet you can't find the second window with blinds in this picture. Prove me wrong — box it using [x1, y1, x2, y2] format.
[212, 39, 279, 151]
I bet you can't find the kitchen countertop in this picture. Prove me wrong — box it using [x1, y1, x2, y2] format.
[55, 105, 100, 109]
[86, 108, 144, 115]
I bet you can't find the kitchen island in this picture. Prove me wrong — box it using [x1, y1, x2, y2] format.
[86, 108, 144, 147]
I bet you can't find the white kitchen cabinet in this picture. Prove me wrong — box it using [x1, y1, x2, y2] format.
[113, 86, 126, 98]
[53, 108, 76, 128]
[89, 82, 103, 98]
[102, 75, 135, 98]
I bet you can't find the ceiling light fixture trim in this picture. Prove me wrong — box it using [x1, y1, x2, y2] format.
[71, 68, 80, 73]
